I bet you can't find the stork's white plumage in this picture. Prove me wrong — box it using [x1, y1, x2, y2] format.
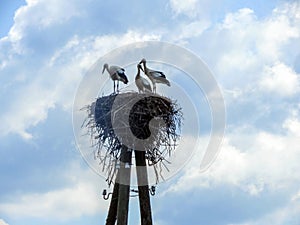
[135, 64, 152, 93]
[102, 63, 128, 93]
[139, 58, 170, 93]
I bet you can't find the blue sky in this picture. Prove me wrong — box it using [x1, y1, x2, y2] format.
[1, 0, 300, 225]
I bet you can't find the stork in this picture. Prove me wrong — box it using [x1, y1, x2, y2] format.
[102, 63, 129, 93]
[135, 64, 152, 93]
[139, 58, 170, 93]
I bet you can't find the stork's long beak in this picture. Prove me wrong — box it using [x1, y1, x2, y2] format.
[138, 60, 143, 65]
[102, 66, 105, 74]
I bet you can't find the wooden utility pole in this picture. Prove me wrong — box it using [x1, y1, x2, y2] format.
[105, 146, 132, 225]
[116, 146, 132, 225]
[105, 172, 119, 225]
[105, 148, 153, 225]
[135, 150, 153, 225]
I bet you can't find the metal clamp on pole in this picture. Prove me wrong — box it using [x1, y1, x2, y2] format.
[102, 189, 113, 200]
[149, 186, 156, 196]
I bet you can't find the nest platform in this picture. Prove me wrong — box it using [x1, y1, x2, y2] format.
[82, 92, 182, 184]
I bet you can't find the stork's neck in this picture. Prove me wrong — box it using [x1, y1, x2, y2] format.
[104, 66, 109, 73]
[141, 62, 147, 72]
[136, 69, 141, 80]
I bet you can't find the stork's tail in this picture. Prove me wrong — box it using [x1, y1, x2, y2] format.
[166, 79, 171, 86]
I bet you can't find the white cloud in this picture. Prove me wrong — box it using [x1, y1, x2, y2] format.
[222, 8, 256, 29]
[0, 182, 101, 220]
[230, 195, 300, 225]
[170, 20, 211, 43]
[0, 219, 9, 225]
[260, 62, 300, 97]
[199, 3, 300, 91]
[2, 0, 84, 58]
[0, 81, 56, 139]
[168, 126, 300, 195]
[9, 0, 83, 42]
[0, 161, 108, 220]
[291, 190, 300, 201]
[49, 31, 161, 70]
[169, 0, 218, 20]
[283, 117, 300, 136]
[282, 107, 300, 136]
[169, 0, 199, 17]
[257, 16, 299, 61]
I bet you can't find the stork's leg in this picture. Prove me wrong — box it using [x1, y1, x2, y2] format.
[117, 81, 119, 93]
[153, 83, 156, 94]
[113, 81, 116, 93]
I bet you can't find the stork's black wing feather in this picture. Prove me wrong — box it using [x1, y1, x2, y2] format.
[117, 71, 128, 84]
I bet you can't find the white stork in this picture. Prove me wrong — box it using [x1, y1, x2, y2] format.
[139, 58, 170, 93]
[102, 63, 129, 93]
[135, 64, 152, 93]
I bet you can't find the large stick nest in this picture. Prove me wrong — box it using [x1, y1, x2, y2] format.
[82, 92, 182, 184]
